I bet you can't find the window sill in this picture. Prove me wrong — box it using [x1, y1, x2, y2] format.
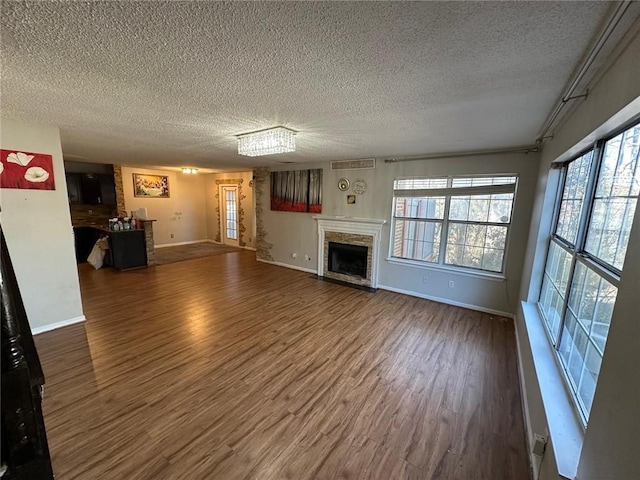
[385, 256, 506, 281]
[520, 301, 584, 480]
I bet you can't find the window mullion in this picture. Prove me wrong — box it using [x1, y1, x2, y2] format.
[439, 193, 452, 265]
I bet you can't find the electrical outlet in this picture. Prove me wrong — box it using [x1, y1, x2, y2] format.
[532, 433, 547, 456]
[305, 254, 311, 261]
[448, 280, 455, 288]
[170, 233, 174, 238]
[291, 253, 298, 259]
[422, 276, 428, 284]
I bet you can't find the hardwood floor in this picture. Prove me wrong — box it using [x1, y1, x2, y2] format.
[34, 251, 530, 479]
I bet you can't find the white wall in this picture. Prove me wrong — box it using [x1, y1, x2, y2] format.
[204, 171, 255, 247]
[121, 166, 207, 247]
[0, 119, 84, 331]
[516, 29, 640, 480]
[258, 153, 540, 316]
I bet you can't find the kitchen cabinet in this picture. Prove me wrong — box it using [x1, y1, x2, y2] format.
[66, 173, 117, 205]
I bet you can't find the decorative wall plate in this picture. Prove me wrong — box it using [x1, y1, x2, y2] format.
[338, 177, 350, 191]
[353, 178, 367, 194]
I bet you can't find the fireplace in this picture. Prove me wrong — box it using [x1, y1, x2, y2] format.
[314, 215, 387, 288]
[328, 242, 368, 278]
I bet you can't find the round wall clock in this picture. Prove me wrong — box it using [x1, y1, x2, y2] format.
[353, 178, 367, 194]
[338, 178, 350, 191]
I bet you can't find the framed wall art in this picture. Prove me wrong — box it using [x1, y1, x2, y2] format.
[133, 173, 170, 198]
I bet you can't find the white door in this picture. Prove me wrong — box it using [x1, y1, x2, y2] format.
[220, 185, 239, 246]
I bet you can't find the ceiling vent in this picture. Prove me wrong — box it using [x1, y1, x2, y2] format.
[330, 158, 376, 170]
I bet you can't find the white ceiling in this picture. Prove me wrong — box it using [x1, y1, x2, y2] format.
[0, 1, 618, 171]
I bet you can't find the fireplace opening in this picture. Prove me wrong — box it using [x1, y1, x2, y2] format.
[328, 242, 368, 278]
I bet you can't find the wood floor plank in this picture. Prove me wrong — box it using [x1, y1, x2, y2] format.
[33, 251, 530, 479]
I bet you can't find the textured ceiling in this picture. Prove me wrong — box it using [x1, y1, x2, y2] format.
[0, 1, 616, 170]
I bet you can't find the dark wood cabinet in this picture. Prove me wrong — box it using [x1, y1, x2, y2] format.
[110, 231, 147, 270]
[73, 227, 147, 270]
[99, 174, 117, 205]
[66, 173, 117, 205]
[65, 173, 82, 203]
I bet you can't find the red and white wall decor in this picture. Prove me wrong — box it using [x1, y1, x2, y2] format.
[0, 149, 56, 190]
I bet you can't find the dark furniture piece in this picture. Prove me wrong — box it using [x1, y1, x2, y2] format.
[109, 230, 148, 270]
[65, 173, 116, 205]
[73, 226, 147, 270]
[1, 227, 55, 480]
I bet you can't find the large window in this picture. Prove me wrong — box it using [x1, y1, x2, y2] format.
[539, 121, 640, 423]
[391, 175, 517, 273]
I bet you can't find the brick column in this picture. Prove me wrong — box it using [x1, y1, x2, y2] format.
[113, 164, 127, 217]
[253, 167, 273, 261]
[141, 220, 156, 266]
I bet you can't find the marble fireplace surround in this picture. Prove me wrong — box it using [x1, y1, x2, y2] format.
[314, 215, 387, 288]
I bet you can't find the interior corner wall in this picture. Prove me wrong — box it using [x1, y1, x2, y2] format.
[121, 166, 207, 247]
[204, 171, 255, 248]
[515, 28, 640, 480]
[0, 119, 84, 331]
[256, 153, 539, 316]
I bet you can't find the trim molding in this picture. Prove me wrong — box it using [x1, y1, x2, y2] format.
[378, 284, 515, 319]
[155, 239, 212, 248]
[32, 315, 86, 335]
[513, 312, 538, 479]
[209, 239, 255, 251]
[257, 258, 317, 275]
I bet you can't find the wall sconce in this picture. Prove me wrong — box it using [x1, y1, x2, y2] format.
[182, 168, 198, 174]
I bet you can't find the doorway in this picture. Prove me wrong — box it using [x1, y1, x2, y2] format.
[220, 185, 239, 247]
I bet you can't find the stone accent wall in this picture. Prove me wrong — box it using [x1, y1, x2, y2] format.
[323, 232, 374, 287]
[69, 204, 116, 226]
[214, 178, 247, 246]
[113, 164, 127, 216]
[253, 167, 273, 261]
[141, 220, 156, 266]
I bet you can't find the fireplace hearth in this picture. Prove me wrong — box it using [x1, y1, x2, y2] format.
[328, 242, 368, 278]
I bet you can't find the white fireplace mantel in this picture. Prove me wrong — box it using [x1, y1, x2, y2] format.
[313, 215, 387, 288]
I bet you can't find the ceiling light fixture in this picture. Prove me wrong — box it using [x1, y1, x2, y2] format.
[236, 127, 296, 157]
[182, 168, 198, 174]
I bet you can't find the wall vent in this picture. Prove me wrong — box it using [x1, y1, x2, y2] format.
[330, 158, 376, 170]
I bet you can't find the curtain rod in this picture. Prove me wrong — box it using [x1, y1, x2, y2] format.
[383, 145, 539, 163]
[535, 0, 632, 144]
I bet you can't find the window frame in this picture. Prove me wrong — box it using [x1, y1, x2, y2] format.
[389, 174, 518, 275]
[538, 119, 640, 425]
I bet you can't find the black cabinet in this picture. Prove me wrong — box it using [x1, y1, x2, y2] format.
[66, 173, 82, 203]
[110, 231, 148, 270]
[73, 227, 147, 270]
[80, 174, 101, 204]
[66, 173, 117, 205]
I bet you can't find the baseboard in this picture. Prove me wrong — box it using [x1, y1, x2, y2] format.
[207, 240, 255, 251]
[377, 284, 515, 319]
[32, 315, 86, 335]
[257, 258, 317, 274]
[155, 239, 212, 248]
[513, 313, 539, 480]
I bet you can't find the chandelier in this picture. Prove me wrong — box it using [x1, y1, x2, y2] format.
[236, 127, 296, 157]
